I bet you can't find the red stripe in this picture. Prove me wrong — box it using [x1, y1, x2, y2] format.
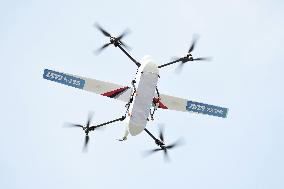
[101, 87, 128, 97]
[153, 97, 168, 109]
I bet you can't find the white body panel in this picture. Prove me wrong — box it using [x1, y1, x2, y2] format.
[126, 56, 159, 136]
[159, 94, 187, 111]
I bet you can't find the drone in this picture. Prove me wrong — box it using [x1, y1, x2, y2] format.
[43, 23, 228, 160]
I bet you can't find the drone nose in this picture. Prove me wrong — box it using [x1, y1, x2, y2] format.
[128, 122, 144, 136]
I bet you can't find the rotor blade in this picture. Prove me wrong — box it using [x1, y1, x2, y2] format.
[120, 41, 131, 50]
[188, 35, 199, 53]
[95, 43, 111, 54]
[193, 57, 211, 61]
[83, 135, 90, 152]
[86, 112, 94, 128]
[143, 148, 163, 157]
[174, 62, 185, 74]
[166, 57, 181, 72]
[166, 138, 185, 150]
[65, 123, 83, 128]
[117, 29, 130, 41]
[95, 23, 111, 37]
[158, 126, 164, 142]
[163, 149, 170, 162]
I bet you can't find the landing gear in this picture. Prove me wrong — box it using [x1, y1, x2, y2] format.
[117, 136, 127, 142]
[124, 79, 137, 116]
[149, 87, 160, 121]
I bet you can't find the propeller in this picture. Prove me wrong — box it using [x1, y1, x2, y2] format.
[66, 112, 101, 152]
[188, 34, 198, 54]
[175, 57, 211, 74]
[144, 126, 184, 162]
[173, 35, 211, 73]
[95, 23, 131, 54]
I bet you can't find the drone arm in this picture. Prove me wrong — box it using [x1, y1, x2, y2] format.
[158, 59, 181, 69]
[89, 116, 126, 131]
[89, 116, 125, 131]
[117, 45, 141, 67]
[144, 128, 163, 146]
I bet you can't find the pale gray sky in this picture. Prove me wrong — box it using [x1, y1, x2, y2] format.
[0, 0, 283, 189]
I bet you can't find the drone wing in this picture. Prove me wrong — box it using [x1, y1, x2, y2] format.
[155, 94, 228, 118]
[43, 69, 132, 102]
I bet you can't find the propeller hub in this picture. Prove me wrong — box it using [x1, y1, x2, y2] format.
[110, 37, 121, 47]
[110, 37, 116, 43]
[155, 139, 165, 147]
[186, 53, 192, 58]
[84, 128, 89, 135]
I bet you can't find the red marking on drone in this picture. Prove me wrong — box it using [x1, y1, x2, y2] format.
[101, 87, 129, 98]
[153, 97, 168, 109]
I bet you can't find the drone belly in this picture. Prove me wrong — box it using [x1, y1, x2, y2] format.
[128, 62, 159, 136]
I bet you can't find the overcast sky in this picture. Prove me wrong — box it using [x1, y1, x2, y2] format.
[0, 0, 283, 189]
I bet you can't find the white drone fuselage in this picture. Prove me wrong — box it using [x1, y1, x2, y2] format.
[125, 56, 159, 136]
